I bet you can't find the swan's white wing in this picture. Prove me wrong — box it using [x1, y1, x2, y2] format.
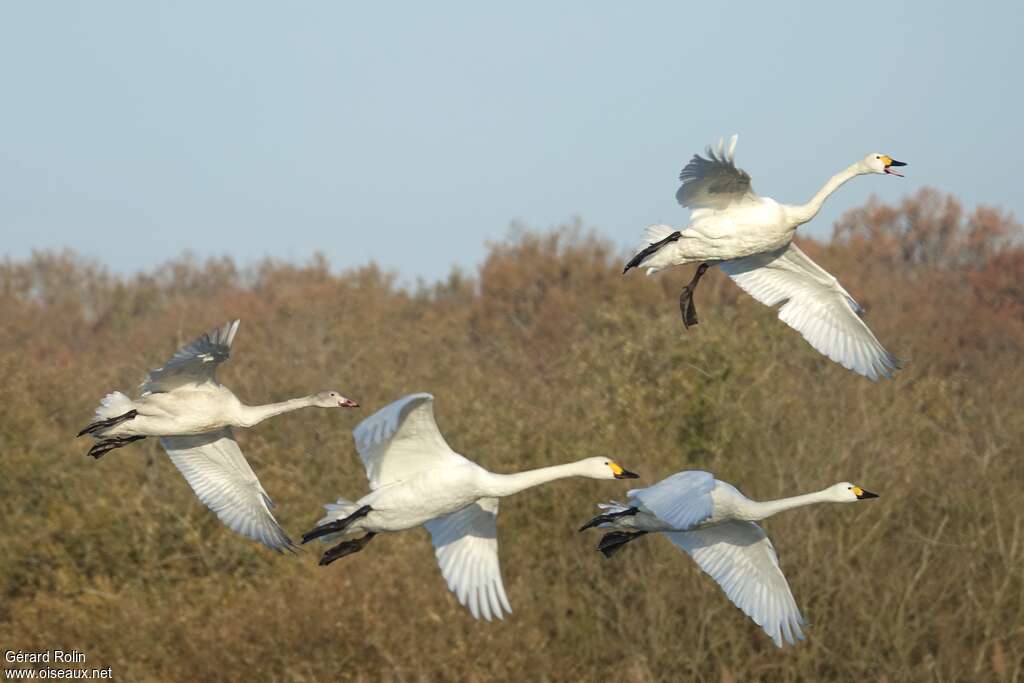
[160, 428, 296, 553]
[141, 320, 240, 395]
[720, 242, 902, 381]
[424, 498, 512, 621]
[665, 520, 805, 648]
[628, 471, 715, 530]
[353, 393, 469, 490]
[676, 135, 758, 210]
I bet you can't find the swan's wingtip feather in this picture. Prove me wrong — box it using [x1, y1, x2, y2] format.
[226, 319, 241, 346]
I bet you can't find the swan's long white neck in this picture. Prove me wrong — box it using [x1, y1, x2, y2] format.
[740, 489, 837, 521]
[236, 396, 318, 428]
[788, 162, 864, 226]
[482, 461, 597, 498]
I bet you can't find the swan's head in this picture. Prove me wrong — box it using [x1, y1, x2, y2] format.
[829, 482, 880, 502]
[579, 457, 640, 480]
[312, 391, 359, 408]
[861, 153, 906, 177]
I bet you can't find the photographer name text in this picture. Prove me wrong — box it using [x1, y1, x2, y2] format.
[5, 651, 86, 665]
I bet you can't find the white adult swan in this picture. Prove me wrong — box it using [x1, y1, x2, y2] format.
[77, 320, 359, 551]
[580, 470, 879, 647]
[302, 392, 639, 621]
[624, 135, 905, 381]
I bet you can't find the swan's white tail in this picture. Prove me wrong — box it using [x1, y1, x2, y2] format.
[625, 224, 684, 275]
[597, 501, 632, 515]
[579, 500, 635, 532]
[95, 391, 135, 420]
[77, 391, 139, 439]
[594, 501, 634, 527]
[643, 224, 677, 244]
[313, 498, 362, 543]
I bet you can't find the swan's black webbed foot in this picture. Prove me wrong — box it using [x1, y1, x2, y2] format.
[301, 505, 372, 544]
[578, 507, 639, 532]
[597, 530, 647, 559]
[77, 410, 139, 438]
[87, 435, 146, 459]
[679, 262, 710, 329]
[623, 231, 683, 274]
[319, 532, 376, 566]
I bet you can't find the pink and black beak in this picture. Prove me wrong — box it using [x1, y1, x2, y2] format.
[340, 397, 359, 408]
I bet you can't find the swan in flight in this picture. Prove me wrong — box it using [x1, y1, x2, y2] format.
[77, 320, 359, 551]
[302, 392, 639, 621]
[580, 470, 879, 647]
[624, 135, 905, 381]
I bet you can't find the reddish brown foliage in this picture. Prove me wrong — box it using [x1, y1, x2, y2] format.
[1, 191, 1022, 682]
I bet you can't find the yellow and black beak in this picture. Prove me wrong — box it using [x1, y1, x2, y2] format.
[881, 155, 907, 177]
[609, 462, 640, 479]
[852, 486, 879, 500]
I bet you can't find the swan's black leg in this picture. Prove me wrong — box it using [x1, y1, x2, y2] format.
[679, 262, 710, 328]
[623, 231, 683, 274]
[301, 505, 373, 544]
[87, 435, 146, 459]
[77, 410, 139, 438]
[597, 530, 647, 559]
[319, 532, 376, 566]
[578, 507, 639, 532]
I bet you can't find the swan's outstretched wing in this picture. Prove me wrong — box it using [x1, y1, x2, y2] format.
[424, 498, 512, 621]
[353, 393, 469, 490]
[665, 520, 805, 648]
[628, 471, 715, 530]
[720, 242, 902, 381]
[141, 320, 240, 395]
[676, 135, 758, 210]
[160, 428, 296, 553]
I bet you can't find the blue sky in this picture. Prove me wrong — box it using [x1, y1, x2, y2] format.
[2, 1, 1021, 281]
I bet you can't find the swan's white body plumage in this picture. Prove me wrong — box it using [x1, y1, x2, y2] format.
[83, 320, 356, 553]
[314, 394, 510, 620]
[313, 393, 630, 621]
[104, 386, 245, 436]
[593, 470, 877, 647]
[87, 321, 296, 551]
[640, 202, 791, 270]
[631, 135, 903, 381]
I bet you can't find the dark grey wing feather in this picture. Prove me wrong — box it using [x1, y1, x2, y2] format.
[140, 320, 240, 394]
[676, 135, 757, 210]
